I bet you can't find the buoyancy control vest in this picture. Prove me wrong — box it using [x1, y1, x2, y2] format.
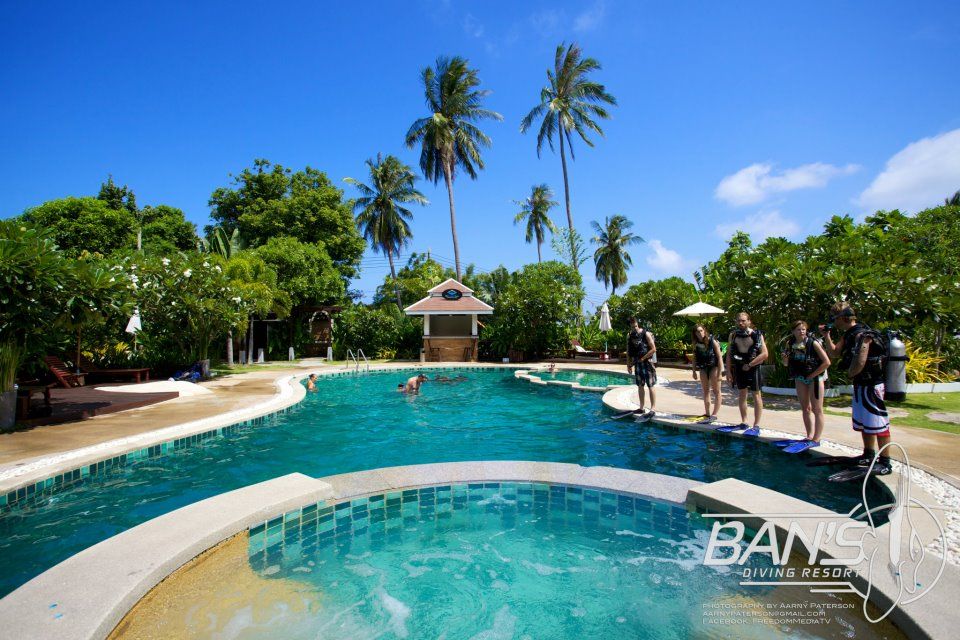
[787, 336, 824, 379]
[693, 336, 718, 370]
[628, 328, 650, 363]
[840, 323, 886, 385]
[730, 328, 763, 367]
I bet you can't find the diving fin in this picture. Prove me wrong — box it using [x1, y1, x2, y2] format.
[828, 467, 870, 483]
[772, 439, 801, 447]
[783, 440, 819, 454]
[715, 423, 748, 433]
[611, 408, 644, 420]
[806, 455, 861, 468]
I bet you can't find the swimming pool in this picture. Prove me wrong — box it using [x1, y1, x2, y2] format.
[0, 367, 883, 598]
[526, 368, 633, 388]
[112, 481, 902, 640]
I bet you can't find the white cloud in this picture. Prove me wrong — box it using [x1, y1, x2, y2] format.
[529, 9, 561, 36]
[857, 128, 960, 213]
[573, 1, 606, 32]
[715, 162, 860, 207]
[714, 210, 801, 241]
[463, 13, 484, 38]
[645, 240, 689, 274]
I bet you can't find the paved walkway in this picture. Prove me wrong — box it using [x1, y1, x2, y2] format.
[1, 359, 958, 486]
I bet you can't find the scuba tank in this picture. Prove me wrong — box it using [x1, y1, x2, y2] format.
[885, 330, 908, 401]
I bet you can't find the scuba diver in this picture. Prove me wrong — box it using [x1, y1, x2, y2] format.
[817, 302, 894, 481]
[690, 324, 723, 423]
[626, 317, 657, 420]
[717, 312, 768, 436]
[777, 320, 831, 453]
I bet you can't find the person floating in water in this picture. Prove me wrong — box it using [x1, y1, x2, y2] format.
[401, 373, 428, 394]
[720, 312, 768, 436]
[306, 373, 318, 392]
[690, 324, 723, 424]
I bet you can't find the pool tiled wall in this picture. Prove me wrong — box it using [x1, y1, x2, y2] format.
[247, 482, 694, 571]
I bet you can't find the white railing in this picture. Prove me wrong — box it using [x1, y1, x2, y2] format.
[346, 349, 359, 372]
[357, 348, 370, 372]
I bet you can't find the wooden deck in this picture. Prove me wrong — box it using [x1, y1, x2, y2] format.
[17, 385, 179, 428]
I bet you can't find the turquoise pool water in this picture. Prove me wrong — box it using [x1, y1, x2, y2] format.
[0, 368, 882, 598]
[528, 368, 632, 388]
[237, 483, 886, 639]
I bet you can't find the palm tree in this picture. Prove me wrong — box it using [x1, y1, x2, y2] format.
[513, 184, 558, 262]
[345, 154, 428, 309]
[520, 42, 617, 271]
[591, 215, 644, 296]
[406, 56, 502, 280]
[945, 190, 960, 206]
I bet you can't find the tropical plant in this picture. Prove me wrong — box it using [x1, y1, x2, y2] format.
[513, 184, 558, 262]
[487, 261, 584, 359]
[590, 215, 643, 295]
[61, 258, 133, 371]
[405, 56, 503, 279]
[904, 340, 951, 383]
[550, 227, 587, 271]
[945, 190, 960, 207]
[345, 154, 428, 308]
[208, 159, 365, 281]
[0, 222, 71, 391]
[199, 226, 244, 259]
[520, 42, 617, 270]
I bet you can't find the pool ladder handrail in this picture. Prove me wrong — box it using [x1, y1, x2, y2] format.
[345, 349, 370, 372]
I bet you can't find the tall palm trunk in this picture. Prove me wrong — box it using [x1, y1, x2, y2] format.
[536, 239, 542, 263]
[387, 248, 402, 310]
[558, 133, 575, 270]
[442, 164, 462, 280]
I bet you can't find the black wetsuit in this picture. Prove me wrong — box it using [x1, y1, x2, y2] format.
[628, 328, 657, 388]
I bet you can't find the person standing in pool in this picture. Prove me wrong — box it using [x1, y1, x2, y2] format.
[403, 373, 428, 394]
[779, 320, 830, 452]
[721, 312, 768, 436]
[691, 324, 723, 423]
[306, 373, 318, 392]
[626, 317, 657, 418]
[821, 302, 892, 476]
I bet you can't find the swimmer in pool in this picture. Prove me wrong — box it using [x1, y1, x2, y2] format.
[306, 373, 318, 392]
[403, 374, 428, 394]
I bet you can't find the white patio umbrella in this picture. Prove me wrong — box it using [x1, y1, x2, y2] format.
[125, 309, 142, 334]
[125, 308, 142, 352]
[672, 302, 725, 317]
[599, 303, 612, 352]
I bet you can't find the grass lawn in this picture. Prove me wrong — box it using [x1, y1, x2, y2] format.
[825, 392, 960, 435]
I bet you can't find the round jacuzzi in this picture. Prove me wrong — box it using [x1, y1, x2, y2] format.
[110, 480, 903, 640]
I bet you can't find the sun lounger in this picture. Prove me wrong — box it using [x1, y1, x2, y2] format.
[43, 356, 85, 388]
[567, 341, 607, 359]
[79, 355, 150, 384]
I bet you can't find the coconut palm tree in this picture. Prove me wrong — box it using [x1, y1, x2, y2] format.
[513, 184, 558, 262]
[520, 42, 617, 271]
[406, 56, 502, 280]
[591, 215, 644, 296]
[945, 190, 960, 206]
[345, 154, 428, 309]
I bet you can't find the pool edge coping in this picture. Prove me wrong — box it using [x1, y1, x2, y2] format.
[0, 462, 702, 640]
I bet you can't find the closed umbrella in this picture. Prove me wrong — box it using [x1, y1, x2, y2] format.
[599, 303, 612, 353]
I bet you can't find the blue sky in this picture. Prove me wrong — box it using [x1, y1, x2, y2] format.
[2, 1, 958, 309]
